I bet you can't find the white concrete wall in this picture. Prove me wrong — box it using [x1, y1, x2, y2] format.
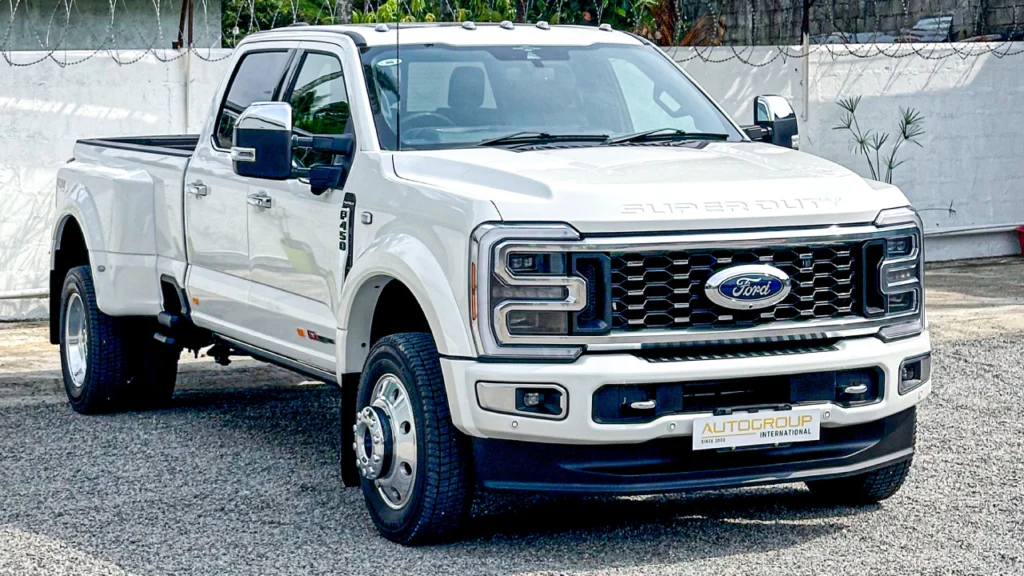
[1, 44, 1022, 319]
[672, 44, 1024, 261]
[1, 0, 223, 50]
[0, 50, 232, 319]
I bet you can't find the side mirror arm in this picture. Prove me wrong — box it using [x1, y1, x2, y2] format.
[291, 134, 354, 195]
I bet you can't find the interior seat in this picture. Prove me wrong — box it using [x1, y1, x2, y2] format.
[437, 66, 496, 126]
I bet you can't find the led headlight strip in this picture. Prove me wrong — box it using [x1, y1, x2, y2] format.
[873, 207, 926, 341]
[471, 224, 587, 360]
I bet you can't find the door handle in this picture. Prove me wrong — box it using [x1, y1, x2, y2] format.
[247, 192, 273, 209]
[185, 182, 208, 197]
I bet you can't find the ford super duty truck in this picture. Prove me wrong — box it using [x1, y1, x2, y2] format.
[50, 22, 931, 544]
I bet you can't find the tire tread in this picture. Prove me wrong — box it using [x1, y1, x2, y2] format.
[61, 265, 131, 413]
[361, 332, 472, 544]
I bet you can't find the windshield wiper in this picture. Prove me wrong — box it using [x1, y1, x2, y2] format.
[477, 131, 609, 147]
[605, 128, 730, 145]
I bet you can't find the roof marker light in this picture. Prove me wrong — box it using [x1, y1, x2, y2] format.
[462, 21, 477, 30]
[374, 23, 389, 32]
[500, 20, 514, 30]
[536, 21, 550, 30]
[599, 23, 613, 32]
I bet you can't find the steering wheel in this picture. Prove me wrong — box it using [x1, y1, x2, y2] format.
[400, 112, 457, 131]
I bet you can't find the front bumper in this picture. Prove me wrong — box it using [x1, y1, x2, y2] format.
[439, 332, 931, 444]
[472, 406, 916, 494]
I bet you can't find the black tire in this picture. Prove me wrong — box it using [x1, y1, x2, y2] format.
[805, 458, 913, 504]
[356, 333, 472, 545]
[59, 265, 132, 413]
[340, 379, 361, 488]
[128, 334, 181, 409]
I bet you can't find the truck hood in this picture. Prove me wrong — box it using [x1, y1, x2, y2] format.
[391, 142, 908, 234]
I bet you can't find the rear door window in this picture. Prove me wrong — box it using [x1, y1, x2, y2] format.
[214, 50, 292, 149]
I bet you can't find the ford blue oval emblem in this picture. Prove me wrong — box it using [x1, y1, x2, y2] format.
[704, 265, 792, 310]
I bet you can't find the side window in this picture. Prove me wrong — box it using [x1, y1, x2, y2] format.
[214, 51, 292, 149]
[288, 52, 350, 168]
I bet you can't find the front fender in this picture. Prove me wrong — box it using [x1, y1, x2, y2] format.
[337, 233, 475, 375]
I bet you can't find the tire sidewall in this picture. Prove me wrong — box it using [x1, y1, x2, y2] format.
[59, 270, 89, 407]
[357, 344, 430, 536]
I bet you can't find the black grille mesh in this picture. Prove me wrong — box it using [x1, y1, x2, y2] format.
[609, 244, 859, 331]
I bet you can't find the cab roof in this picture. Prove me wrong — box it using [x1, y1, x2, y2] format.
[246, 22, 647, 48]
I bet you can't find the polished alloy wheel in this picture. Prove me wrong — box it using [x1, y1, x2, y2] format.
[64, 292, 89, 394]
[354, 373, 417, 509]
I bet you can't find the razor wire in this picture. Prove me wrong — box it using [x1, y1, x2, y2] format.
[3, 0, 1024, 67]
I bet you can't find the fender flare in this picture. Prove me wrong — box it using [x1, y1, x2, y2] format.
[337, 233, 475, 374]
[52, 181, 107, 268]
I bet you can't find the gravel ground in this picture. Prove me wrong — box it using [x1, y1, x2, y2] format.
[1, 261, 1023, 575]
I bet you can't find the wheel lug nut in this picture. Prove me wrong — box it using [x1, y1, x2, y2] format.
[372, 454, 380, 462]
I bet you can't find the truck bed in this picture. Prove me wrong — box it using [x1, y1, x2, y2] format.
[59, 135, 198, 317]
[78, 135, 199, 157]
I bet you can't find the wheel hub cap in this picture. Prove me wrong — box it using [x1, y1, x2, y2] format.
[355, 406, 392, 480]
[352, 373, 417, 509]
[64, 292, 88, 392]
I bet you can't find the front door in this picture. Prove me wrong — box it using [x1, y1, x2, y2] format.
[245, 46, 355, 371]
[185, 47, 295, 337]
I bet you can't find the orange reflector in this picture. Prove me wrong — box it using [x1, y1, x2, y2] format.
[191, 297, 199, 305]
[297, 328, 306, 338]
[470, 263, 478, 321]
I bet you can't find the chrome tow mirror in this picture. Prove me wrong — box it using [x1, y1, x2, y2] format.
[750, 95, 799, 150]
[232, 102, 294, 180]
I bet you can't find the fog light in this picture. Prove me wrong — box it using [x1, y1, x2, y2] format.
[476, 382, 567, 420]
[516, 388, 563, 416]
[521, 391, 543, 407]
[899, 353, 931, 395]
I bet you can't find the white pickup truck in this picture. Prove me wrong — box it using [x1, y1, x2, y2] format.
[51, 22, 931, 544]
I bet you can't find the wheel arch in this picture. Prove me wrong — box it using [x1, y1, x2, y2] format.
[337, 235, 475, 375]
[49, 214, 91, 344]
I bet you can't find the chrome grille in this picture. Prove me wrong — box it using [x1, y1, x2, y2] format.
[609, 244, 859, 331]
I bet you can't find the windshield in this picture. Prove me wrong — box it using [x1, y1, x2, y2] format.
[360, 43, 743, 150]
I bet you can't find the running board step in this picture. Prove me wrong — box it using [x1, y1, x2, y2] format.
[157, 311, 180, 330]
[153, 332, 177, 346]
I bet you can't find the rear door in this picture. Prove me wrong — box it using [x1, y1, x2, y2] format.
[244, 44, 356, 370]
[184, 45, 296, 337]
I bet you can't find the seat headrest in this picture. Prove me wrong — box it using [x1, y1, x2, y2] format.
[447, 66, 485, 109]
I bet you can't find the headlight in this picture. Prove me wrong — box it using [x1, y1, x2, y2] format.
[493, 251, 573, 336]
[872, 207, 925, 340]
[471, 224, 597, 360]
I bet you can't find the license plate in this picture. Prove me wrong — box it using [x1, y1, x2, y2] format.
[692, 408, 821, 451]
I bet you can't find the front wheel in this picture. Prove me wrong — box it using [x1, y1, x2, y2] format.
[354, 333, 472, 545]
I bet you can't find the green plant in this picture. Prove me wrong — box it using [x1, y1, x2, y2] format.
[834, 96, 925, 184]
[222, 0, 665, 46]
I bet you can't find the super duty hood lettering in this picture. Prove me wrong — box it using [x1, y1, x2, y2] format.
[621, 197, 841, 215]
[393, 144, 909, 232]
